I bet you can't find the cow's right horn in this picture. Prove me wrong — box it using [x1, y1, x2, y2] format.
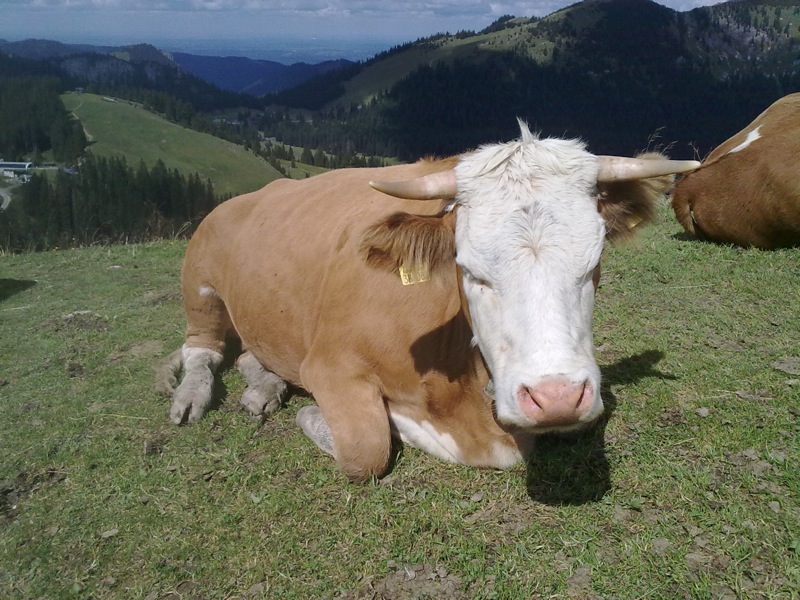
[597, 156, 701, 182]
[369, 170, 457, 200]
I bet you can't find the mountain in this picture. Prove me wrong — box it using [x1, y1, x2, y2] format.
[310, 0, 799, 110]
[0, 39, 351, 96]
[0, 40, 264, 112]
[0, 38, 116, 59]
[170, 53, 354, 96]
[2, 0, 799, 162]
[263, 0, 800, 160]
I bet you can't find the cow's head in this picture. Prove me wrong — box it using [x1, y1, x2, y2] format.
[363, 123, 698, 433]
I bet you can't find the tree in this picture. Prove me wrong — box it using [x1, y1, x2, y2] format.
[300, 146, 314, 165]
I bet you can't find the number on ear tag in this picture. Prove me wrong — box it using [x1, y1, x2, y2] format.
[399, 263, 431, 286]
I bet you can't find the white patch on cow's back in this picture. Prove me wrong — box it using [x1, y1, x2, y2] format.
[388, 412, 463, 463]
[199, 285, 218, 298]
[726, 126, 762, 155]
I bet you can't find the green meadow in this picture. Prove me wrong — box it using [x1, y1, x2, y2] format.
[1, 204, 798, 598]
[61, 92, 282, 197]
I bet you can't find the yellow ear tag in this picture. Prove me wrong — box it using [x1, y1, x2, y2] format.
[399, 263, 431, 286]
[627, 215, 644, 230]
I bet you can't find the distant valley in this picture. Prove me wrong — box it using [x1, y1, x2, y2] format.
[169, 52, 353, 95]
[0, 37, 354, 95]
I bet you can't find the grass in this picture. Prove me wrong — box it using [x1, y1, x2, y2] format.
[61, 92, 282, 197]
[0, 204, 798, 598]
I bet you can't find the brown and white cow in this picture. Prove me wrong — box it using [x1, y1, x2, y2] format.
[157, 123, 699, 481]
[671, 92, 800, 249]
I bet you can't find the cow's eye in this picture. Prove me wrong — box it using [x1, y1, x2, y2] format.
[462, 268, 492, 289]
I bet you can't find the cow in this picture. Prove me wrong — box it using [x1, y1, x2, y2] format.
[671, 92, 800, 249]
[156, 122, 699, 482]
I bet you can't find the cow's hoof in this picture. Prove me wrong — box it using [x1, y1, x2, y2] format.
[240, 384, 283, 417]
[169, 400, 189, 425]
[169, 395, 205, 425]
[296, 405, 335, 457]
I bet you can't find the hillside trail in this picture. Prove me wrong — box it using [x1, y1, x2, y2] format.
[0, 186, 14, 211]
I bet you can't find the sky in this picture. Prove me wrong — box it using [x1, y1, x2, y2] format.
[1, 0, 728, 58]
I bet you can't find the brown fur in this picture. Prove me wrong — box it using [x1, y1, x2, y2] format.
[598, 152, 673, 242]
[360, 209, 455, 280]
[671, 93, 800, 249]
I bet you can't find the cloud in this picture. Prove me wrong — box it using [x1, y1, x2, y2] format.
[0, 0, 727, 14]
[0, 0, 731, 48]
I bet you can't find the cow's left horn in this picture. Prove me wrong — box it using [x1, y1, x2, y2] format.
[597, 156, 701, 182]
[369, 170, 457, 200]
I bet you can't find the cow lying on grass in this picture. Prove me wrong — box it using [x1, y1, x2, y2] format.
[157, 122, 698, 481]
[671, 92, 800, 249]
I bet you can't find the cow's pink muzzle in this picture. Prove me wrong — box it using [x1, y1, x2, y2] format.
[518, 377, 596, 429]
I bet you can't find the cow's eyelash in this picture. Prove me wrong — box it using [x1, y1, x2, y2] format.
[463, 269, 492, 289]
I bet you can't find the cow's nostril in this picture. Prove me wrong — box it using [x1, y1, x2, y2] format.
[520, 378, 592, 427]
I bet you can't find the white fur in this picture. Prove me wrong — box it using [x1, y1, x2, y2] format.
[389, 412, 463, 463]
[727, 126, 762, 155]
[199, 285, 218, 297]
[453, 123, 604, 429]
[389, 411, 522, 468]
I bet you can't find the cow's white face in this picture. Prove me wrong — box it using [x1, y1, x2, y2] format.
[454, 133, 605, 432]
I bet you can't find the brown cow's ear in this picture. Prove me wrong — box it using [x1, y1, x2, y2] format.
[360, 211, 456, 283]
[597, 153, 675, 242]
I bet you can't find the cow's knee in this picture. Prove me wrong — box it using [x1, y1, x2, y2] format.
[296, 404, 391, 482]
[329, 411, 392, 482]
[338, 437, 392, 482]
[170, 345, 223, 424]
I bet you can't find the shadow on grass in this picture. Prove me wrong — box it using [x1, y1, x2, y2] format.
[525, 350, 672, 506]
[0, 279, 37, 303]
[670, 231, 701, 243]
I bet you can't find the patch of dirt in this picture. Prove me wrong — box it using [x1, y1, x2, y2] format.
[337, 563, 466, 600]
[463, 501, 560, 536]
[107, 340, 164, 363]
[65, 360, 86, 378]
[0, 468, 67, 524]
[658, 406, 688, 427]
[52, 311, 109, 332]
[706, 334, 745, 352]
[733, 390, 773, 402]
[772, 357, 800, 376]
[156, 580, 203, 600]
[724, 448, 774, 476]
[142, 433, 169, 457]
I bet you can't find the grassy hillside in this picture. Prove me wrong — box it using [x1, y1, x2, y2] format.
[61, 92, 282, 197]
[1, 205, 798, 598]
[332, 0, 800, 109]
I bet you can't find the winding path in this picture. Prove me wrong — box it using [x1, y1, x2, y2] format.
[0, 186, 13, 211]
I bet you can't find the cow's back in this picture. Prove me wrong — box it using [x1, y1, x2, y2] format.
[671, 93, 800, 248]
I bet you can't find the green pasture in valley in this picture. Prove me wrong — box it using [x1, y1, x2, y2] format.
[1, 204, 798, 598]
[61, 92, 282, 197]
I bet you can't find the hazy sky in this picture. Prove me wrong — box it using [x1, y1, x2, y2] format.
[1, 0, 727, 48]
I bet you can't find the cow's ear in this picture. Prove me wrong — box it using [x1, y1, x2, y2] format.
[597, 153, 674, 242]
[360, 211, 456, 283]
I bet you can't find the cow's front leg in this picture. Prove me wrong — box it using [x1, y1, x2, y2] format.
[299, 364, 392, 482]
[170, 345, 223, 424]
[236, 351, 287, 417]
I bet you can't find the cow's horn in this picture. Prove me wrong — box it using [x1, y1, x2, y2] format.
[369, 170, 457, 200]
[597, 156, 701, 182]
